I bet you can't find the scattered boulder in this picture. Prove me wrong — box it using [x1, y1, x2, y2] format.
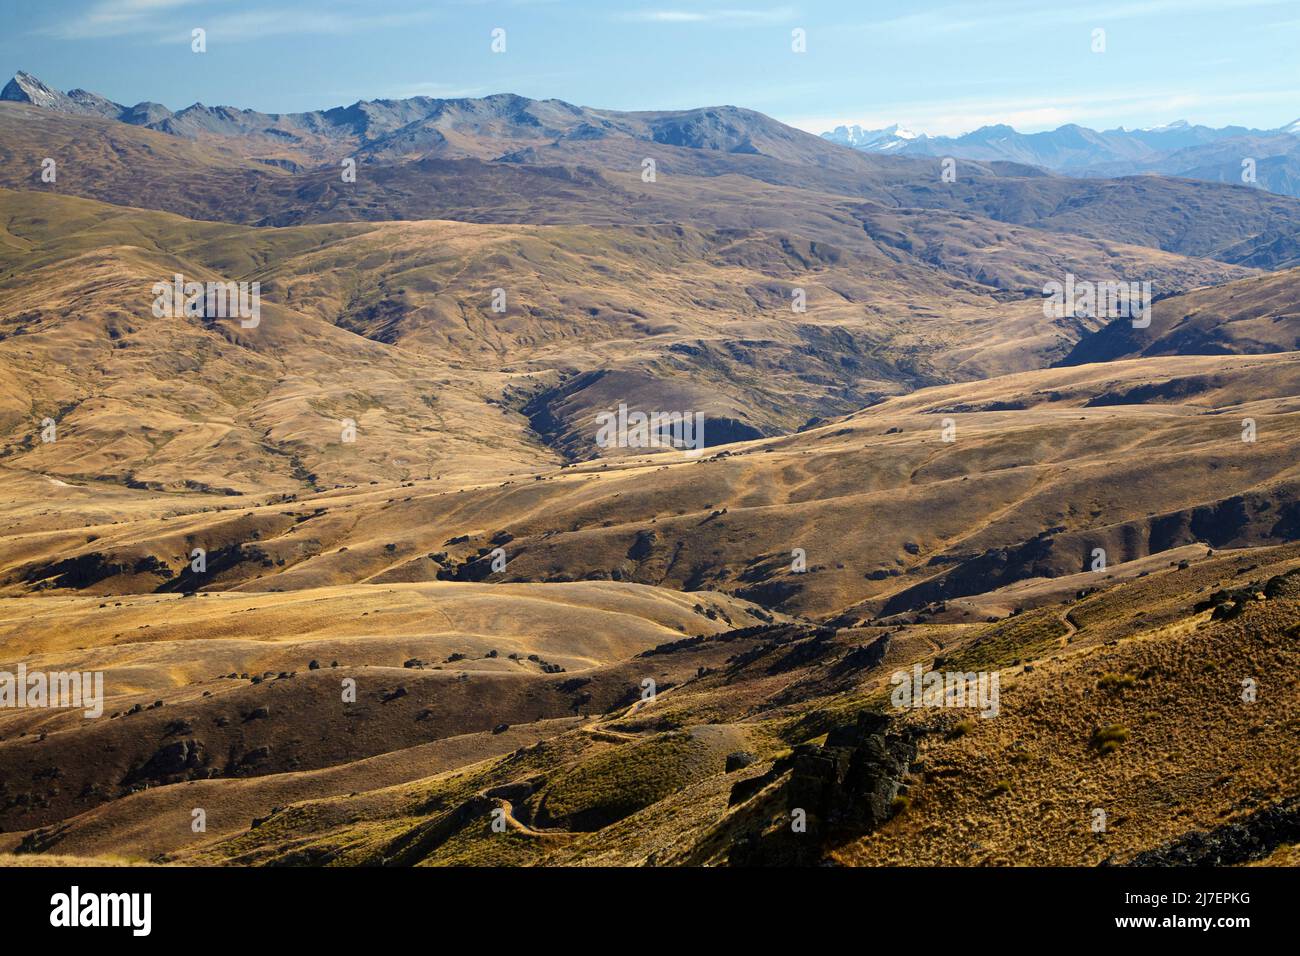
[123, 738, 207, 785]
[725, 751, 757, 772]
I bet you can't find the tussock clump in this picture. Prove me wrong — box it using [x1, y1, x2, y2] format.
[1096, 672, 1137, 692]
[1089, 724, 1130, 755]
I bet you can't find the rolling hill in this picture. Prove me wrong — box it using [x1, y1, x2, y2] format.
[1, 72, 1298, 869]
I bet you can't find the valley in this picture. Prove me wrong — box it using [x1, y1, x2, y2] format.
[0, 70, 1296, 869]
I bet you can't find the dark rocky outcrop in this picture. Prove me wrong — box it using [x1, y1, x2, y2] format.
[788, 713, 917, 835]
[1121, 796, 1300, 866]
[729, 712, 917, 865]
[830, 633, 891, 676]
[123, 738, 207, 786]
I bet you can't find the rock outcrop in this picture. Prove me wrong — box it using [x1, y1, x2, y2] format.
[1122, 796, 1300, 866]
[729, 711, 917, 865]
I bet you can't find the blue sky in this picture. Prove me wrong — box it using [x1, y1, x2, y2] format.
[4, 0, 1300, 135]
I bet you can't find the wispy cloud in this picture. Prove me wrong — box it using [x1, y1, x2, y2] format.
[42, 0, 437, 42]
[379, 81, 491, 100]
[179, 7, 436, 43]
[624, 6, 798, 25]
[844, 0, 1299, 36]
[44, 0, 198, 39]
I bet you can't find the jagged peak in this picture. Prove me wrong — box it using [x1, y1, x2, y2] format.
[2, 70, 124, 119]
[2, 70, 67, 106]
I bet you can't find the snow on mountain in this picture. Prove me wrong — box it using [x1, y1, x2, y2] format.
[821, 123, 920, 152]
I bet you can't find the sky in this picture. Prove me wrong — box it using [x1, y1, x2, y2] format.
[3, 0, 1300, 136]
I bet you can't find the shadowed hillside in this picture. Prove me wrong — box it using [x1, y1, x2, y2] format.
[1, 72, 1298, 871]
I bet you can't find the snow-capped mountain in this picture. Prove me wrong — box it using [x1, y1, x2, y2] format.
[820, 117, 1300, 198]
[820, 118, 1270, 165]
[822, 123, 920, 152]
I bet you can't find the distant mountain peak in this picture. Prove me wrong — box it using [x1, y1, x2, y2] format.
[819, 114, 1300, 194]
[883, 123, 918, 140]
[821, 123, 920, 151]
[1, 71, 855, 170]
[2, 70, 70, 109]
[2, 70, 124, 119]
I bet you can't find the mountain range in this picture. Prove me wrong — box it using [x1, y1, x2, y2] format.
[824, 117, 1300, 198]
[1, 68, 847, 168]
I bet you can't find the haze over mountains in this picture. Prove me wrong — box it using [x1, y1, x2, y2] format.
[1, 68, 1298, 869]
[824, 116, 1300, 199]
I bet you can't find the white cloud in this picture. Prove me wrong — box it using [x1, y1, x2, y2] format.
[186, 8, 434, 42]
[44, 0, 198, 39]
[843, 0, 1299, 37]
[43, 0, 436, 42]
[624, 6, 798, 25]
[380, 82, 489, 100]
